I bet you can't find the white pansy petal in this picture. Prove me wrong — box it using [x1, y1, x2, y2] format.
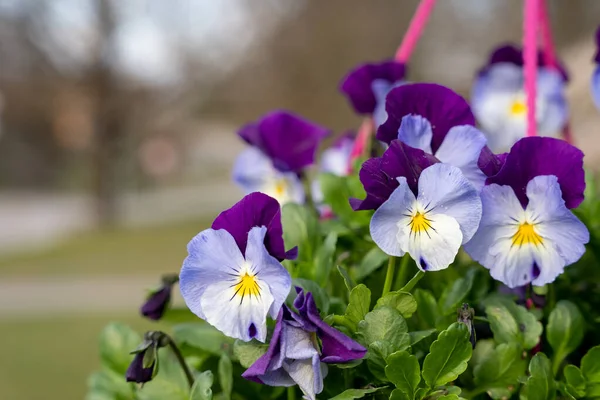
[370, 177, 415, 257]
[200, 278, 274, 342]
[400, 213, 462, 271]
[416, 163, 482, 243]
[532, 244, 565, 287]
[245, 226, 291, 319]
[464, 184, 524, 266]
[487, 238, 537, 288]
[397, 115, 433, 153]
[526, 175, 589, 265]
[284, 356, 324, 400]
[233, 147, 276, 192]
[434, 125, 487, 191]
[180, 229, 246, 319]
[538, 96, 568, 136]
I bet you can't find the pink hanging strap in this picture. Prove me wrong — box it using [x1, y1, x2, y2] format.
[348, 118, 374, 173]
[395, 0, 438, 62]
[524, 0, 540, 138]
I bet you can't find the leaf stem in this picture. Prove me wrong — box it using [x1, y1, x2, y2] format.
[400, 270, 425, 292]
[382, 256, 397, 296]
[287, 386, 297, 400]
[167, 335, 195, 388]
[394, 255, 412, 289]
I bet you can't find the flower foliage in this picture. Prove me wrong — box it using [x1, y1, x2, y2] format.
[88, 31, 600, 400]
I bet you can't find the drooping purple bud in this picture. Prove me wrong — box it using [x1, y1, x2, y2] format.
[140, 274, 178, 321]
[126, 351, 155, 384]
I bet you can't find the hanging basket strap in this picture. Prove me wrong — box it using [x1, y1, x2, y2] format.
[395, 0, 438, 63]
[524, 0, 540, 138]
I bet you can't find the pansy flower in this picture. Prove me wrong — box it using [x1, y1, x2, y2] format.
[471, 44, 569, 151]
[180, 192, 294, 342]
[377, 83, 492, 190]
[340, 60, 406, 126]
[465, 137, 589, 288]
[242, 288, 366, 400]
[233, 110, 329, 205]
[592, 26, 600, 110]
[351, 140, 482, 271]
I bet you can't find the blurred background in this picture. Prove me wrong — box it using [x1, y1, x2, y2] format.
[0, 0, 598, 398]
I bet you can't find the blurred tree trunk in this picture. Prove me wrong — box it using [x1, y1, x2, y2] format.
[91, 0, 121, 227]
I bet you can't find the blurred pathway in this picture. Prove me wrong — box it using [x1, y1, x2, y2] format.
[0, 274, 185, 317]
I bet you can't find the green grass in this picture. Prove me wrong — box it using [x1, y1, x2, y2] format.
[0, 219, 211, 277]
[0, 313, 168, 400]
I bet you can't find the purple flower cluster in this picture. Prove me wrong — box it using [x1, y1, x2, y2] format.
[349, 81, 588, 285]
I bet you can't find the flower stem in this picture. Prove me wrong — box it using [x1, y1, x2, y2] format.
[167, 336, 195, 388]
[394, 255, 411, 289]
[287, 387, 297, 400]
[382, 256, 397, 296]
[400, 270, 425, 292]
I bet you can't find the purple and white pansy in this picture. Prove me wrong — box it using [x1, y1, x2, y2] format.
[340, 60, 407, 127]
[179, 193, 294, 342]
[465, 137, 589, 288]
[592, 26, 600, 110]
[471, 44, 569, 152]
[233, 110, 329, 205]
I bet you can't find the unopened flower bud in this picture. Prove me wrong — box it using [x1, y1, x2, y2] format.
[141, 274, 178, 320]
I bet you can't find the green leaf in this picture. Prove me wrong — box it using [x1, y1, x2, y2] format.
[582, 346, 600, 397]
[189, 371, 213, 400]
[563, 365, 586, 398]
[293, 278, 330, 314]
[485, 298, 543, 350]
[87, 369, 134, 399]
[138, 351, 190, 400]
[314, 232, 338, 285]
[358, 306, 410, 350]
[366, 341, 394, 381]
[218, 354, 232, 400]
[281, 203, 319, 262]
[422, 322, 473, 388]
[438, 270, 475, 315]
[473, 342, 526, 391]
[319, 173, 369, 227]
[337, 264, 356, 292]
[386, 351, 420, 399]
[547, 301, 584, 374]
[389, 389, 411, 400]
[414, 289, 439, 329]
[173, 323, 233, 356]
[376, 291, 418, 318]
[521, 353, 556, 400]
[409, 329, 437, 346]
[354, 247, 389, 281]
[99, 323, 141, 375]
[342, 284, 371, 332]
[328, 387, 384, 399]
[160, 308, 198, 324]
[233, 340, 268, 368]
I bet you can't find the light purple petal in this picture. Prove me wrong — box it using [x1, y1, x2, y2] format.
[350, 140, 438, 211]
[245, 226, 291, 319]
[238, 110, 329, 173]
[434, 125, 488, 191]
[526, 175, 589, 266]
[370, 177, 414, 257]
[340, 60, 406, 114]
[377, 83, 475, 151]
[485, 137, 585, 209]
[416, 164, 482, 243]
[212, 192, 297, 261]
[397, 115, 433, 153]
[592, 66, 600, 110]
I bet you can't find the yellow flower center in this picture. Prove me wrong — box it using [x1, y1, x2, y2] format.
[509, 99, 527, 116]
[410, 212, 432, 235]
[512, 222, 543, 247]
[233, 273, 260, 299]
[273, 179, 287, 198]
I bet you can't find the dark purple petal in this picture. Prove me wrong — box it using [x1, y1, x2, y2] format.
[481, 43, 569, 81]
[238, 110, 329, 173]
[351, 140, 438, 211]
[340, 60, 407, 114]
[126, 352, 154, 383]
[376, 83, 475, 152]
[294, 290, 366, 363]
[140, 287, 171, 321]
[595, 26, 600, 63]
[477, 147, 507, 178]
[212, 192, 295, 261]
[485, 137, 585, 209]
